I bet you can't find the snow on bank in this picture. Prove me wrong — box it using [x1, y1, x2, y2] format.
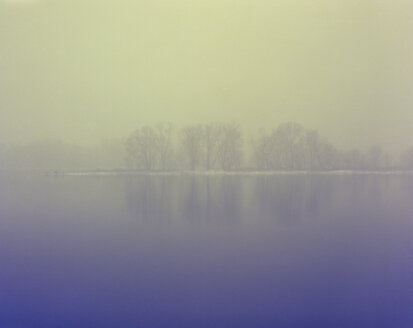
[44, 170, 413, 177]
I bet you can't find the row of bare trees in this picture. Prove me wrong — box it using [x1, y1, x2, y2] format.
[252, 123, 336, 170]
[124, 122, 413, 171]
[0, 123, 412, 171]
[125, 124, 174, 170]
[125, 123, 243, 170]
[251, 123, 394, 171]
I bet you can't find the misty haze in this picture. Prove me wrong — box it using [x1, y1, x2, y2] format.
[1, 0, 413, 327]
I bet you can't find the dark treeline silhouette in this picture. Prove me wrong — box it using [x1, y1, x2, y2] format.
[124, 122, 411, 171]
[1, 122, 412, 171]
[125, 122, 243, 171]
[251, 123, 393, 171]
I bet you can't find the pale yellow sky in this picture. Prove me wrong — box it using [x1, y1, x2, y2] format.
[1, 0, 412, 153]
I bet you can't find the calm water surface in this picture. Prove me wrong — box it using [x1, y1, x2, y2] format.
[1, 173, 412, 327]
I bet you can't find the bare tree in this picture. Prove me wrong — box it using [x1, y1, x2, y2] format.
[125, 126, 159, 170]
[156, 123, 174, 170]
[302, 130, 338, 170]
[181, 125, 204, 170]
[217, 123, 243, 170]
[203, 123, 221, 170]
[251, 130, 274, 170]
[303, 130, 321, 170]
[271, 122, 305, 170]
[316, 142, 338, 170]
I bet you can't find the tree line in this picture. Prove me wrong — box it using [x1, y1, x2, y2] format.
[125, 122, 242, 171]
[124, 122, 413, 171]
[1, 122, 412, 171]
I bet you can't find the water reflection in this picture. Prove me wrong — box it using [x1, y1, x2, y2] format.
[0, 173, 412, 328]
[125, 176, 246, 225]
[123, 174, 407, 227]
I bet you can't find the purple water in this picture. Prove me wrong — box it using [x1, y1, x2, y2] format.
[1, 173, 412, 327]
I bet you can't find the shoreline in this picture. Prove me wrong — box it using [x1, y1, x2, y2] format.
[43, 169, 413, 177]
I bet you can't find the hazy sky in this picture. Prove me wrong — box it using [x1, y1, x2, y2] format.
[1, 0, 412, 152]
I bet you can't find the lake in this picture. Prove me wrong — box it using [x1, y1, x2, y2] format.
[0, 173, 412, 327]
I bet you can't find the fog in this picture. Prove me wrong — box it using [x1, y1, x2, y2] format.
[1, 2, 413, 326]
[1, 0, 413, 160]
